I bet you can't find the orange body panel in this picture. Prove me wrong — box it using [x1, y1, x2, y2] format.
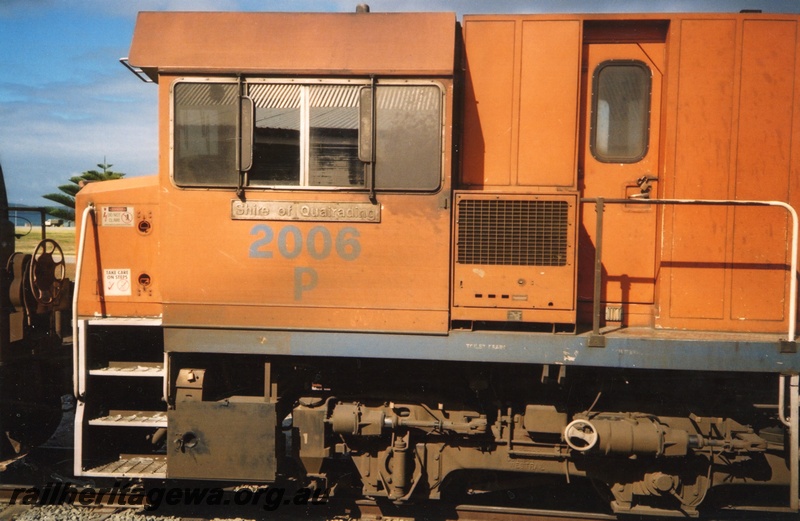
[517, 20, 580, 188]
[730, 20, 796, 322]
[157, 188, 451, 333]
[659, 16, 800, 333]
[661, 19, 736, 322]
[75, 176, 163, 318]
[461, 17, 580, 190]
[153, 66, 454, 333]
[461, 20, 516, 187]
[461, 13, 800, 333]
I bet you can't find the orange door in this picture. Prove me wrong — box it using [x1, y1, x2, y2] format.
[579, 42, 664, 320]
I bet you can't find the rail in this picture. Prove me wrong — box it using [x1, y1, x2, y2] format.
[582, 196, 800, 511]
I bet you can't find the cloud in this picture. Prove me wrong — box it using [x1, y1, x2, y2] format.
[0, 72, 157, 206]
[0, 0, 57, 18]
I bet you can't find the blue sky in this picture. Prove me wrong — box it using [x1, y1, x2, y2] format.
[1, 0, 798, 208]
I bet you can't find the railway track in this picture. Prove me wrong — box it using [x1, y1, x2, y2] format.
[4, 484, 800, 521]
[352, 501, 615, 521]
[0, 462, 617, 521]
[0, 493, 615, 521]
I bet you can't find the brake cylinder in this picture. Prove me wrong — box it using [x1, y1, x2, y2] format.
[565, 415, 691, 457]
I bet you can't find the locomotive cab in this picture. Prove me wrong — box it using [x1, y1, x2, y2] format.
[73, 10, 457, 482]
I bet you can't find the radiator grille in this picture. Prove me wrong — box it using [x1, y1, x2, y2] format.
[457, 199, 569, 266]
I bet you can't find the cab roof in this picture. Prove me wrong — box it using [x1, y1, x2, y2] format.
[128, 11, 457, 81]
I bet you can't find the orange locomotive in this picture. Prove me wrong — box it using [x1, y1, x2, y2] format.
[72, 8, 800, 517]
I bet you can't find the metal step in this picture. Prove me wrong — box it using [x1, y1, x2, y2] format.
[86, 317, 163, 326]
[88, 410, 167, 427]
[89, 361, 165, 377]
[83, 456, 166, 479]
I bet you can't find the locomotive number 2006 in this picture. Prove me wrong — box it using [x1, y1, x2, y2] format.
[249, 225, 361, 300]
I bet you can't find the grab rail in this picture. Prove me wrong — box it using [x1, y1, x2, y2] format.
[580, 197, 798, 345]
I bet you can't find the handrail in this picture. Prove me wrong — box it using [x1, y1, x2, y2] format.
[580, 197, 798, 344]
[119, 58, 153, 83]
[72, 204, 95, 398]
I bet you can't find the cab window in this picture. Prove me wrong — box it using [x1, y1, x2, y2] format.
[173, 82, 239, 187]
[590, 61, 651, 163]
[374, 85, 442, 191]
[248, 83, 362, 188]
[172, 80, 442, 191]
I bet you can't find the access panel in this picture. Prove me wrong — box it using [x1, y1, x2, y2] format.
[167, 398, 277, 481]
[452, 192, 578, 325]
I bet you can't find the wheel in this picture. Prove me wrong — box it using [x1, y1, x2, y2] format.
[29, 239, 66, 305]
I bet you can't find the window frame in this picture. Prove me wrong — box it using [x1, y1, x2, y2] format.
[589, 60, 652, 164]
[170, 77, 446, 193]
[247, 80, 364, 190]
[170, 78, 241, 189]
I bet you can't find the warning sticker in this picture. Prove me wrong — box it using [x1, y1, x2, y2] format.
[104, 269, 132, 296]
[101, 206, 134, 227]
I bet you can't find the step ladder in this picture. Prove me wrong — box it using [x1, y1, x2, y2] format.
[74, 317, 167, 479]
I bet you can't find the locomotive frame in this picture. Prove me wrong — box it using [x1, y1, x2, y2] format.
[63, 8, 800, 518]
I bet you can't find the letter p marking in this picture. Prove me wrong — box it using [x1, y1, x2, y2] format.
[294, 267, 318, 300]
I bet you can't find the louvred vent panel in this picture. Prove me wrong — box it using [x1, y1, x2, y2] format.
[457, 199, 569, 266]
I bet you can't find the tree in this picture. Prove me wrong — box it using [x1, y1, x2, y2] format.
[42, 162, 125, 222]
